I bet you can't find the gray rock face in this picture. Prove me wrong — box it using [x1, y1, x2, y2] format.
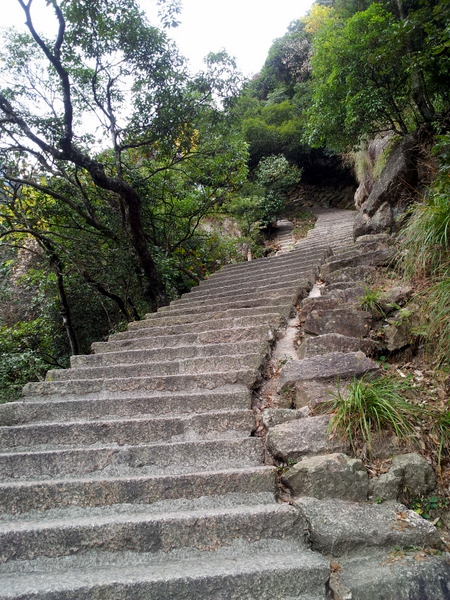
[278, 352, 379, 393]
[298, 334, 379, 359]
[320, 246, 395, 277]
[337, 551, 450, 600]
[282, 453, 368, 501]
[261, 408, 302, 429]
[296, 497, 441, 557]
[353, 135, 418, 238]
[370, 453, 437, 501]
[304, 309, 372, 338]
[293, 379, 341, 409]
[322, 265, 377, 285]
[266, 416, 348, 461]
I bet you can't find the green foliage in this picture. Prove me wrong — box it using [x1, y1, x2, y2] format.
[254, 155, 302, 226]
[410, 495, 449, 521]
[305, 1, 450, 151]
[326, 375, 424, 454]
[359, 287, 386, 317]
[0, 319, 57, 403]
[400, 134, 450, 363]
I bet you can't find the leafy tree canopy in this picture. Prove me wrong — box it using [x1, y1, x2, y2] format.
[305, 0, 450, 151]
[0, 0, 246, 314]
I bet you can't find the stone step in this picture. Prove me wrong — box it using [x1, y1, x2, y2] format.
[0, 466, 277, 514]
[304, 307, 372, 338]
[92, 324, 274, 354]
[0, 538, 330, 600]
[0, 503, 302, 563]
[23, 368, 260, 398]
[47, 352, 265, 382]
[0, 437, 265, 480]
[296, 497, 441, 557]
[197, 258, 319, 288]
[277, 352, 379, 394]
[0, 410, 255, 452]
[168, 276, 311, 305]
[71, 340, 267, 369]
[134, 301, 294, 327]
[212, 246, 330, 276]
[109, 313, 285, 341]
[333, 550, 450, 600]
[142, 294, 298, 320]
[180, 260, 320, 290]
[0, 388, 251, 425]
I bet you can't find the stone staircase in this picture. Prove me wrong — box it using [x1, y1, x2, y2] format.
[0, 209, 447, 600]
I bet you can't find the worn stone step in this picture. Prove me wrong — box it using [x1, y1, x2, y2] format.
[0, 465, 277, 514]
[296, 497, 441, 557]
[0, 388, 251, 426]
[320, 246, 395, 277]
[0, 410, 255, 452]
[92, 324, 274, 354]
[298, 333, 380, 359]
[110, 313, 285, 341]
[304, 307, 372, 338]
[0, 503, 302, 563]
[197, 259, 319, 288]
[144, 294, 298, 320]
[183, 272, 314, 300]
[333, 550, 450, 600]
[212, 247, 330, 276]
[168, 278, 310, 307]
[48, 352, 265, 382]
[71, 340, 267, 369]
[277, 352, 379, 394]
[0, 437, 265, 481]
[179, 261, 319, 292]
[0, 539, 330, 600]
[23, 368, 261, 398]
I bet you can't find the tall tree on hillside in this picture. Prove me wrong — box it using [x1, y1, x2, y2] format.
[0, 0, 246, 312]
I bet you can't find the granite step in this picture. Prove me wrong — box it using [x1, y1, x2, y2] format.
[0, 503, 302, 564]
[0, 538, 330, 600]
[91, 324, 275, 354]
[0, 410, 255, 452]
[167, 279, 310, 306]
[0, 466, 278, 514]
[0, 388, 252, 425]
[109, 313, 285, 341]
[23, 368, 260, 398]
[0, 437, 265, 481]
[47, 352, 265, 382]
[71, 340, 267, 369]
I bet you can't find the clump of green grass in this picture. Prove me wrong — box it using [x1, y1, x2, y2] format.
[359, 286, 385, 316]
[429, 406, 450, 476]
[326, 375, 424, 455]
[399, 135, 449, 365]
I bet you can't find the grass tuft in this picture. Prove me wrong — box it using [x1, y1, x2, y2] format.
[326, 375, 424, 455]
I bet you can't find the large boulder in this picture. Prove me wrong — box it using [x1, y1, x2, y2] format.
[354, 134, 418, 238]
[266, 415, 348, 461]
[370, 453, 436, 501]
[277, 352, 379, 394]
[282, 453, 368, 501]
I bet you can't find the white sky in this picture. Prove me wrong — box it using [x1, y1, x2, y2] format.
[2, 0, 315, 77]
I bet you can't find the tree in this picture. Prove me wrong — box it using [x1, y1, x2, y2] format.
[305, 1, 450, 151]
[0, 0, 246, 312]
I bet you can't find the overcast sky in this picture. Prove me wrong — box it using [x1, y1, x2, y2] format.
[3, 0, 314, 77]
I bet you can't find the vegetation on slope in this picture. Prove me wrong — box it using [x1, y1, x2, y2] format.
[0, 0, 449, 401]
